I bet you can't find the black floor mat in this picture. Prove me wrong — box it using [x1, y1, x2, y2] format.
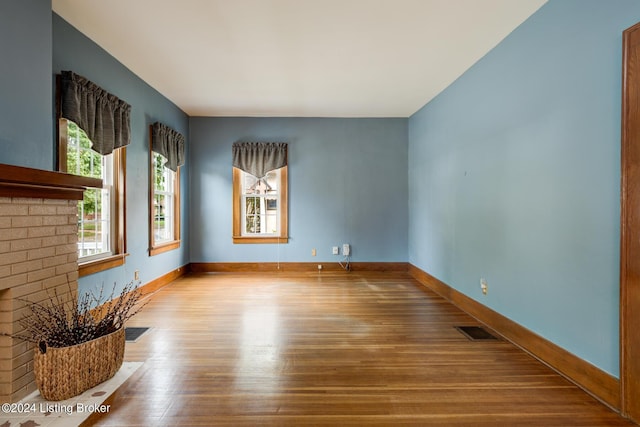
[455, 325, 499, 341]
[125, 327, 150, 342]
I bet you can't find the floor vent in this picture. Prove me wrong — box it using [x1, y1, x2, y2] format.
[125, 327, 150, 342]
[455, 325, 499, 341]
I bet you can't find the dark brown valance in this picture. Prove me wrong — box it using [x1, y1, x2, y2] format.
[152, 122, 185, 172]
[60, 70, 131, 155]
[232, 142, 288, 179]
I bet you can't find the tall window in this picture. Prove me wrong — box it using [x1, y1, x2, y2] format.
[149, 122, 184, 255]
[149, 152, 180, 255]
[66, 121, 112, 258]
[58, 119, 126, 275]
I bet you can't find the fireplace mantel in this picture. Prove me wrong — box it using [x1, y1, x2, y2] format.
[0, 163, 101, 402]
[0, 163, 102, 200]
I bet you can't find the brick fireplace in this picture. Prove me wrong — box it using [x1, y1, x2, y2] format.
[0, 164, 100, 402]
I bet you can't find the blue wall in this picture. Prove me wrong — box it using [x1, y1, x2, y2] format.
[408, 0, 640, 377]
[53, 14, 190, 296]
[190, 117, 408, 264]
[0, 0, 53, 170]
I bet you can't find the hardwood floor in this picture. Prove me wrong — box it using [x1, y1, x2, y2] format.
[83, 272, 634, 426]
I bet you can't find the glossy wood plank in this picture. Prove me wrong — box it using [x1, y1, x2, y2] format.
[82, 272, 633, 426]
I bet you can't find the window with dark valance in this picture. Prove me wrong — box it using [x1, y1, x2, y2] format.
[57, 70, 130, 276]
[232, 142, 289, 244]
[151, 122, 185, 172]
[59, 70, 131, 155]
[149, 122, 184, 255]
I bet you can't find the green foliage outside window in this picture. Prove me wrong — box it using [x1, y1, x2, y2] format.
[66, 121, 102, 216]
[245, 197, 261, 233]
[153, 153, 167, 191]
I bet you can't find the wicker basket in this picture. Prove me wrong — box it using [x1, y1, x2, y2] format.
[33, 327, 125, 401]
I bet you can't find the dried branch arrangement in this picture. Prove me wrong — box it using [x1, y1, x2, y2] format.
[11, 281, 145, 349]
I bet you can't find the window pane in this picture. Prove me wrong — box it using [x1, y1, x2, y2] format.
[165, 166, 174, 194]
[265, 214, 278, 234]
[67, 121, 102, 179]
[154, 193, 174, 242]
[154, 154, 166, 192]
[243, 174, 258, 194]
[78, 187, 111, 257]
[265, 170, 278, 191]
[245, 215, 259, 234]
[150, 150, 178, 251]
[245, 197, 261, 215]
[93, 217, 103, 253]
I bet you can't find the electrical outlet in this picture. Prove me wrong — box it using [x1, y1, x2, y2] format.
[332, 246, 339, 255]
[312, 248, 317, 256]
[480, 278, 488, 295]
[343, 244, 350, 256]
[134, 270, 140, 281]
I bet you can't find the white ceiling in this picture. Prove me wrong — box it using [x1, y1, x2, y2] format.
[52, 0, 547, 118]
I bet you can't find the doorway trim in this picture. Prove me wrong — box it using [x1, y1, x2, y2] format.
[620, 20, 640, 423]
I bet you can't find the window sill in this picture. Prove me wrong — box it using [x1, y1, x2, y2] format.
[149, 240, 181, 256]
[233, 236, 289, 244]
[78, 253, 128, 277]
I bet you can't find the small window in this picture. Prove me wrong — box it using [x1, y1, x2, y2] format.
[58, 119, 126, 276]
[233, 166, 288, 244]
[149, 150, 181, 255]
